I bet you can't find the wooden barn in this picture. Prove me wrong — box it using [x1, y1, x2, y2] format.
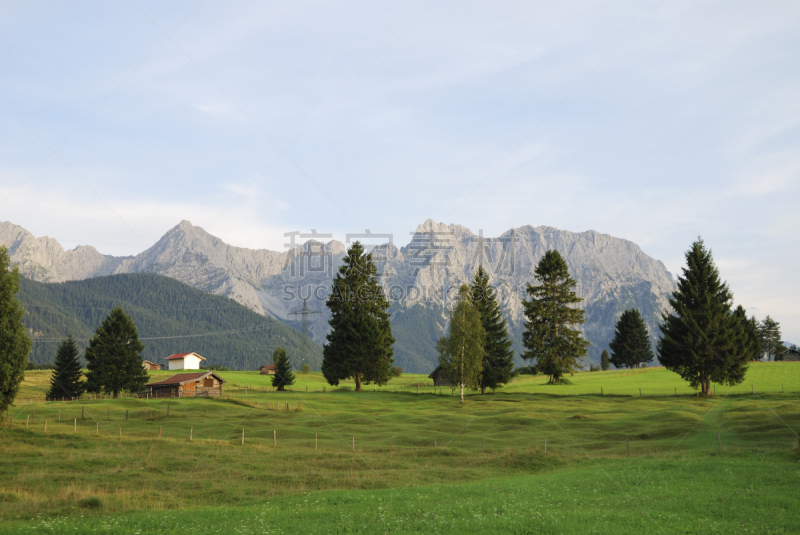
[428, 365, 453, 387]
[145, 372, 225, 398]
[141, 360, 161, 371]
[259, 364, 276, 375]
[778, 348, 800, 362]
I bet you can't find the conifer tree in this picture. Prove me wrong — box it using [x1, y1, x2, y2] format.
[600, 350, 610, 371]
[609, 309, 654, 369]
[658, 239, 748, 395]
[470, 266, 515, 394]
[0, 246, 32, 416]
[759, 316, 781, 362]
[521, 250, 589, 383]
[322, 242, 394, 391]
[438, 285, 485, 403]
[271, 346, 295, 391]
[84, 307, 148, 398]
[733, 306, 762, 363]
[46, 336, 84, 400]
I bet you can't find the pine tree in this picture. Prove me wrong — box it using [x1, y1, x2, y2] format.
[438, 285, 485, 403]
[322, 242, 394, 391]
[657, 239, 748, 396]
[271, 347, 295, 391]
[84, 307, 148, 398]
[0, 246, 32, 416]
[733, 306, 761, 363]
[609, 309, 654, 369]
[46, 336, 84, 400]
[521, 250, 589, 383]
[600, 350, 610, 371]
[470, 266, 515, 394]
[759, 316, 781, 362]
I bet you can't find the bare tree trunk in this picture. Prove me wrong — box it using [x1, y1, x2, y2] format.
[481, 386, 486, 395]
[355, 374, 361, 391]
[460, 383, 464, 404]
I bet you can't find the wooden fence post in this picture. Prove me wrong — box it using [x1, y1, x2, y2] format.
[125, 410, 128, 421]
[600, 387, 603, 395]
[352, 436, 355, 452]
[751, 385, 754, 394]
[74, 419, 77, 433]
[315, 433, 318, 450]
[26, 415, 29, 429]
[273, 430, 276, 447]
[639, 388, 641, 397]
[159, 425, 162, 439]
[544, 439, 547, 454]
[241, 428, 244, 446]
[190, 427, 193, 442]
[58, 409, 61, 421]
[482, 435, 485, 453]
[168, 405, 170, 417]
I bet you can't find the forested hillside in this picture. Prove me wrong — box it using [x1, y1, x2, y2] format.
[18, 274, 322, 371]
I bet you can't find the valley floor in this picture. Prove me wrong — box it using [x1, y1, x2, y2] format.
[2, 363, 799, 533]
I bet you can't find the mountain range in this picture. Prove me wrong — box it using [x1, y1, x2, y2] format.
[1, 220, 677, 373]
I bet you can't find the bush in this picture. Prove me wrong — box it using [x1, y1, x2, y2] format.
[301, 363, 311, 374]
[589, 364, 600, 372]
[78, 497, 103, 509]
[391, 366, 403, 377]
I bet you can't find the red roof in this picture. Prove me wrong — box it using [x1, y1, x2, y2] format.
[166, 352, 206, 361]
[145, 372, 225, 387]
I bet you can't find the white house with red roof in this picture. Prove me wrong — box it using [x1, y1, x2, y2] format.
[166, 352, 206, 371]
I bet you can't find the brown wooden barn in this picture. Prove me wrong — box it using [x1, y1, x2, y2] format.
[428, 365, 453, 387]
[778, 348, 800, 362]
[142, 360, 162, 371]
[259, 364, 276, 375]
[145, 372, 226, 398]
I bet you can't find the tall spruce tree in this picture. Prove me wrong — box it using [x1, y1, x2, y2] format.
[600, 350, 610, 371]
[657, 239, 748, 395]
[733, 306, 762, 363]
[322, 242, 394, 391]
[470, 266, 515, 394]
[521, 250, 589, 383]
[759, 316, 781, 362]
[0, 246, 32, 417]
[609, 309, 654, 369]
[46, 336, 84, 400]
[84, 307, 148, 398]
[271, 346, 295, 391]
[438, 285, 486, 403]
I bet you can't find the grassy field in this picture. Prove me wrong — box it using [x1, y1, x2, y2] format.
[2, 363, 799, 533]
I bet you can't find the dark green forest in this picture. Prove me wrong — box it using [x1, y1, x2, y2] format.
[388, 303, 446, 373]
[17, 274, 322, 371]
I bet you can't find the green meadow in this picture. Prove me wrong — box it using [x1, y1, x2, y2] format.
[2, 363, 799, 533]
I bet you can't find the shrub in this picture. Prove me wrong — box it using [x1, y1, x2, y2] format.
[79, 497, 103, 509]
[391, 366, 403, 377]
[301, 364, 311, 374]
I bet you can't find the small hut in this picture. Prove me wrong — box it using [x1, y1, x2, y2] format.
[142, 360, 161, 371]
[428, 365, 453, 387]
[259, 364, 276, 375]
[145, 372, 225, 398]
[778, 348, 800, 362]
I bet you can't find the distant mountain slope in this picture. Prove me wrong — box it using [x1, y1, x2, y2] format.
[18, 273, 322, 371]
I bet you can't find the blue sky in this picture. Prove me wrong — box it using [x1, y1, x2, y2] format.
[1, 0, 798, 341]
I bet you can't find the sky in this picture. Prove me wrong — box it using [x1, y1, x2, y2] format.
[0, 0, 798, 342]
